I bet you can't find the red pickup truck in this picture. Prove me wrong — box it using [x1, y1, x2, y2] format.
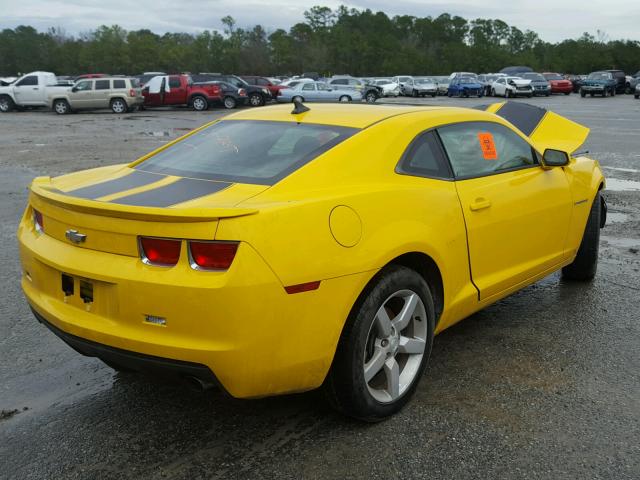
[142, 75, 221, 111]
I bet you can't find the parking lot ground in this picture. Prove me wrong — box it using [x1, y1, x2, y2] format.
[1, 96, 639, 480]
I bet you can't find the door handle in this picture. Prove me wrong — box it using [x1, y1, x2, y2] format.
[33, 87, 39, 90]
[470, 198, 492, 211]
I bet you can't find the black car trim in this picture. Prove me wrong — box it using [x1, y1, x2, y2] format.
[493, 102, 547, 136]
[65, 170, 164, 199]
[110, 178, 232, 207]
[31, 307, 221, 388]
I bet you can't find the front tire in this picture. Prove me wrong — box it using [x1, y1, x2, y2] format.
[249, 93, 264, 107]
[562, 192, 602, 281]
[0, 95, 15, 112]
[324, 265, 435, 421]
[223, 96, 237, 109]
[365, 92, 378, 103]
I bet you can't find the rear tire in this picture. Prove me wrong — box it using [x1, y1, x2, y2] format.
[0, 95, 15, 112]
[53, 99, 70, 115]
[191, 95, 208, 111]
[339, 95, 351, 102]
[365, 92, 378, 103]
[110, 98, 127, 114]
[562, 192, 602, 281]
[324, 265, 435, 421]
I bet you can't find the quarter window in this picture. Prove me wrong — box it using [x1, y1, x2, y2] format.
[113, 79, 126, 89]
[438, 122, 537, 178]
[397, 131, 452, 179]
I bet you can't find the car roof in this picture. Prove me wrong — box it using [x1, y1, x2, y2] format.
[224, 104, 468, 129]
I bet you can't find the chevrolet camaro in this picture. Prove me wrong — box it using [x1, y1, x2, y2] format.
[18, 101, 606, 421]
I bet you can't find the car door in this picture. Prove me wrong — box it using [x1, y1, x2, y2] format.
[438, 121, 573, 301]
[13, 75, 41, 105]
[164, 76, 185, 105]
[494, 78, 506, 96]
[301, 82, 319, 101]
[70, 80, 94, 108]
[92, 79, 111, 108]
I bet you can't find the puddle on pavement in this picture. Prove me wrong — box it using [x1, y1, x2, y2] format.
[602, 236, 640, 249]
[607, 212, 630, 224]
[140, 128, 192, 137]
[605, 178, 640, 192]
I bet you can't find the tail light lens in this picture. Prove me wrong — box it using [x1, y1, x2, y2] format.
[129, 88, 136, 97]
[33, 208, 44, 233]
[139, 237, 181, 266]
[189, 241, 238, 270]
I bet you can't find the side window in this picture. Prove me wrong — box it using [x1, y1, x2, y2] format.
[257, 78, 269, 86]
[113, 79, 126, 89]
[302, 83, 315, 91]
[331, 79, 347, 85]
[16, 75, 38, 86]
[95, 79, 110, 90]
[74, 80, 92, 91]
[168, 77, 181, 88]
[438, 122, 537, 178]
[397, 130, 452, 179]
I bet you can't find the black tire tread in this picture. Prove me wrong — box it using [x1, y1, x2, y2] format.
[562, 192, 601, 281]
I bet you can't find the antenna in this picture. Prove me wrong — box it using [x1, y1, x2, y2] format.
[291, 98, 310, 115]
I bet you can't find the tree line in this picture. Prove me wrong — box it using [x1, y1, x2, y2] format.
[1, 5, 639, 77]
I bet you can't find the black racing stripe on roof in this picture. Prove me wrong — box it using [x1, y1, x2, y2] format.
[493, 102, 547, 136]
[66, 170, 163, 199]
[110, 178, 231, 207]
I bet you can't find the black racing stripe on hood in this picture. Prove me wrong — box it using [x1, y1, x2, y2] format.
[66, 170, 163, 199]
[494, 102, 547, 136]
[111, 178, 232, 207]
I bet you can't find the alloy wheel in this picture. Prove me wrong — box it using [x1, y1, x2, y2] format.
[363, 289, 428, 403]
[193, 97, 206, 110]
[112, 100, 126, 113]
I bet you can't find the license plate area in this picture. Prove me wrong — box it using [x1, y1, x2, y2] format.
[61, 273, 94, 304]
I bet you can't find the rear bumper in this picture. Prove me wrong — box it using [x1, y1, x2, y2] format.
[32, 307, 220, 388]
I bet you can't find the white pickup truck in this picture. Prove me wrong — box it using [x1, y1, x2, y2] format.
[0, 71, 68, 112]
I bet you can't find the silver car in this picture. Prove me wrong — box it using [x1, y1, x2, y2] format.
[277, 81, 363, 103]
[404, 77, 438, 97]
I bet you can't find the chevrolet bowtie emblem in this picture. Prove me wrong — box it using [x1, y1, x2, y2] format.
[65, 229, 87, 244]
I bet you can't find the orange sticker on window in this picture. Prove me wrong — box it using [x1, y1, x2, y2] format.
[477, 132, 498, 160]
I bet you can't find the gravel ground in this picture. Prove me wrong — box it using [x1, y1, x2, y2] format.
[0, 96, 639, 480]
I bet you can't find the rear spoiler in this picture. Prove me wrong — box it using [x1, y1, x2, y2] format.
[30, 178, 258, 223]
[474, 102, 590, 154]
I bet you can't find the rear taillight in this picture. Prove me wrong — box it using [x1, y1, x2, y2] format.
[129, 88, 136, 97]
[33, 209, 44, 233]
[139, 237, 181, 266]
[188, 241, 238, 270]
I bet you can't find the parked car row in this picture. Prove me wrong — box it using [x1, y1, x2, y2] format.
[1, 67, 639, 114]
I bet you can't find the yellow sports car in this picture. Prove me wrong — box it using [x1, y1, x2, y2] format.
[18, 101, 606, 421]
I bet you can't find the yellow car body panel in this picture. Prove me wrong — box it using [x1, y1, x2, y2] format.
[17, 103, 605, 398]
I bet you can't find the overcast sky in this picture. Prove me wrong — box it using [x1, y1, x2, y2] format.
[1, 0, 639, 43]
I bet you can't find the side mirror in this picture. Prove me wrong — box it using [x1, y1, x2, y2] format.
[71, 86, 79, 92]
[542, 149, 569, 167]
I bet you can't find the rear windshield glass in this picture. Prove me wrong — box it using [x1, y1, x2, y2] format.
[136, 120, 358, 185]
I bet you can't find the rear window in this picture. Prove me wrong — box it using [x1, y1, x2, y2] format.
[136, 120, 358, 185]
